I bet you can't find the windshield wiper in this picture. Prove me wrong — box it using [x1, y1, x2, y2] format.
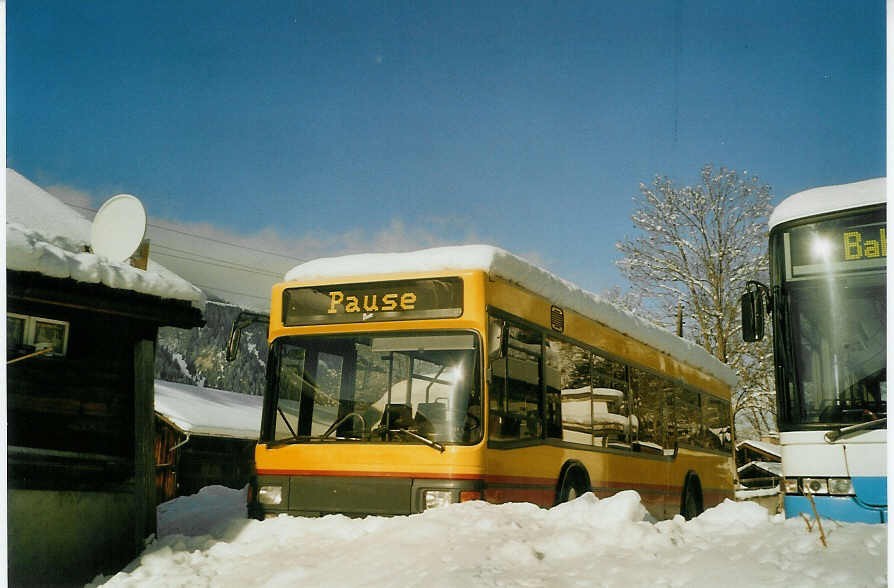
[265, 435, 314, 448]
[390, 428, 445, 453]
[825, 417, 887, 443]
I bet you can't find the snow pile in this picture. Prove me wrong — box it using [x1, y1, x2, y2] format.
[156, 485, 248, 538]
[93, 488, 886, 587]
[155, 380, 263, 440]
[285, 245, 736, 387]
[6, 169, 205, 309]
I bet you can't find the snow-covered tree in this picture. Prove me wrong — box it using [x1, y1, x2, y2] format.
[615, 164, 775, 439]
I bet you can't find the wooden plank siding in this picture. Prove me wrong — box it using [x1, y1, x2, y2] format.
[6, 270, 203, 586]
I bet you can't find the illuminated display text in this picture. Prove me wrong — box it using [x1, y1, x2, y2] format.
[283, 277, 463, 325]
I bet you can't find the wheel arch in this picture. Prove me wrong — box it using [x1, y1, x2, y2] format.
[555, 459, 591, 505]
[680, 469, 704, 519]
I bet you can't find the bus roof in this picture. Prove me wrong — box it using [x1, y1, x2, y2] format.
[769, 177, 886, 230]
[284, 245, 737, 387]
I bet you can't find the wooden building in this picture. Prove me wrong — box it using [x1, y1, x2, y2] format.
[154, 380, 262, 503]
[6, 170, 205, 586]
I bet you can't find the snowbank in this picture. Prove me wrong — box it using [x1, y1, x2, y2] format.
[92, 487, 886, 587]
[284, 245, 737, 388]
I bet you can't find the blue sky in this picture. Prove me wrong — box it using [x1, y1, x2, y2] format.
[7, 1, 885, 294]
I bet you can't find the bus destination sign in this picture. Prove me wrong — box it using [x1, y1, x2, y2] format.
[786, 214, 886, 278]
[282, 277, 463, 326]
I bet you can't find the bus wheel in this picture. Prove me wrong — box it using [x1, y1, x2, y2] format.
[680, 472, 703, 520]
[557, 463, 590, 504]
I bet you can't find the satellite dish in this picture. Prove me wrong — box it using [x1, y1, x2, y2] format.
[90, 194, 148, 262]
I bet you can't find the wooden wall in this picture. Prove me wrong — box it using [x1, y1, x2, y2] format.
[7, 293, 162, 586]
[154, 418, 256, 503]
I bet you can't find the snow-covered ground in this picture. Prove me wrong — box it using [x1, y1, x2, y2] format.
[90, 486, 886, 587]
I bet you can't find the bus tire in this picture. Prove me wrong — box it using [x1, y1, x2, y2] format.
[556, 462, 590, 504]
[680, 471, 704, 520]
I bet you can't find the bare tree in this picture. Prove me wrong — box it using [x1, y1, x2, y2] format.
[615, 164, 775, 439]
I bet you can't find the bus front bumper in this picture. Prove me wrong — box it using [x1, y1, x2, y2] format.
[783, 495, 887, 523]
[251, 474, 484, 518]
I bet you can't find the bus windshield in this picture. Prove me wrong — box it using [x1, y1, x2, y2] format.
[264, 332, 482, 446]
[779, 272, 886, 427]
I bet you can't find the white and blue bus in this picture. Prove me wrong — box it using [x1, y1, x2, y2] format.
[742, 177, 886, 523]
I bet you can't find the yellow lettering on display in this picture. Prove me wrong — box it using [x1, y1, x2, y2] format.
[345, 296, 361, 313]
[327, 291, 344, 314]
[400, 292, 417, 310]
[843, 231, 862, 260]
[843, 227, 887, 261]
[325, 289, 419, 314]
[381, 293, 398, 311]
[362, 295, 379, 312]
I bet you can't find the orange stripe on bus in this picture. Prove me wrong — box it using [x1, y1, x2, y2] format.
[255, 468, 484, 481]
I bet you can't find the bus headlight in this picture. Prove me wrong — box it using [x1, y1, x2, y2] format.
[783, 478, 799, 494]
[802, 478, 829, 495]
[828, 477, 855, 496]
[259, 485, 283, 505]
[423, 490, 455, 510]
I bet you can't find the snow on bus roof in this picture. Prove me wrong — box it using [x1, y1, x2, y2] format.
[285, 245, 737, 387]
[769, 177, 886, 230]
[6, 169, 206, 309]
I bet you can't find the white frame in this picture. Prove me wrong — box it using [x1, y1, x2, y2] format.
[6, 313, 69, 357]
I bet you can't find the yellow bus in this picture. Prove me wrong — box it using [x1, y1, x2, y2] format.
[245, 245, 736, 520]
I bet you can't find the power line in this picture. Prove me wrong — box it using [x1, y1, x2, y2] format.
[191, 281, 270, 302]
[151, 243, 285, 279]
[63, 201, 309, 263]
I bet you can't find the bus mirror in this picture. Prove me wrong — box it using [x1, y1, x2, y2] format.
[741, 290, 765, 342]
[226, 323, 242, 362]
[225, 311, 270, 362]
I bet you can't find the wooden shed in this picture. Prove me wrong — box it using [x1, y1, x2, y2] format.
[154, 380, 262, 503]
[6, 170, 205, 586]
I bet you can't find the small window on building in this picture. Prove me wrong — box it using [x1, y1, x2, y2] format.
[7, 314, 27, 349]
[33, 318, 69, 355]
[6, 314, 69, 358]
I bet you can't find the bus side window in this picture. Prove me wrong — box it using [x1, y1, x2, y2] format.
[551, 338, 593, 445]
[488, 319, 543, 441]
[674, 387, 701, 448]
[592, 354, 630, 449]
[543, 338, 564, 439]
[630, 368, 668, 453]
[702, 395, 732, 453]
[488, 317, 509, 439]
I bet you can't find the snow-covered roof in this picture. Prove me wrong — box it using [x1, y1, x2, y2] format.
[769, 177, 886, 230]
[6, 169, 206, 309]
[285, 245, 737, 388]
[736, 438, 781, 459]
[154, 380, 262, 440]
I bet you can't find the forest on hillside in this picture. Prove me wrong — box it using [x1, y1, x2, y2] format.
[155, 302, 269, 395]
